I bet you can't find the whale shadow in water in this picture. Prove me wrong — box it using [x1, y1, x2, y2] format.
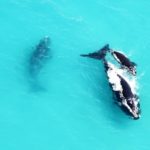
[28, 36, 51, 91]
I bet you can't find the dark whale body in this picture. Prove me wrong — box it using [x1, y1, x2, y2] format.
[118, 75, 140, 119]
[111, 50, 137, 75]
[104, 61, 140, 119]
[117, 74, 134, 99]
[80, 44, 141, 120]
[29, 37, 50, 76]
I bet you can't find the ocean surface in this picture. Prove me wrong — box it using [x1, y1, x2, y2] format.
[0, 0, 150, 150]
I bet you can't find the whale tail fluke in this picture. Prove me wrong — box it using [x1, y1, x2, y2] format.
[80, 44, 110, 60]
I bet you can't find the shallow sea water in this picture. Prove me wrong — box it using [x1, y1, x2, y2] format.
[0, 0, 150, 150]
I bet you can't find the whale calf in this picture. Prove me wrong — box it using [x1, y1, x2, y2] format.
[110, 50, 137, 75]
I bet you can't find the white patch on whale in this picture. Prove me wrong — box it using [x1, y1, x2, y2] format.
[106, 61, 137, 95]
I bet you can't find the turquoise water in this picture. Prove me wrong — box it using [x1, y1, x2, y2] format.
[0, 0, 150, 149]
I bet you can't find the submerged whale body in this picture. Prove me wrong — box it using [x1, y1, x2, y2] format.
[29, 36, 51, 76]
[104, 60, 141, 120]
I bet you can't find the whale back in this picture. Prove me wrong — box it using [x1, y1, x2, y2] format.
[29, 37, 51, 76]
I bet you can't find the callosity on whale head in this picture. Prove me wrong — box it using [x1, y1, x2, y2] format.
[120, 96, 141, 120]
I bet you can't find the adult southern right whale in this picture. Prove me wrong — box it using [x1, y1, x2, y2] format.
[103, 60, 141, 119]
[80, 44, 141, 120]
[29, 36, 51, 77]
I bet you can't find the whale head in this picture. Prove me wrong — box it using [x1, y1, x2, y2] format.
[121, 97, 141, 120]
